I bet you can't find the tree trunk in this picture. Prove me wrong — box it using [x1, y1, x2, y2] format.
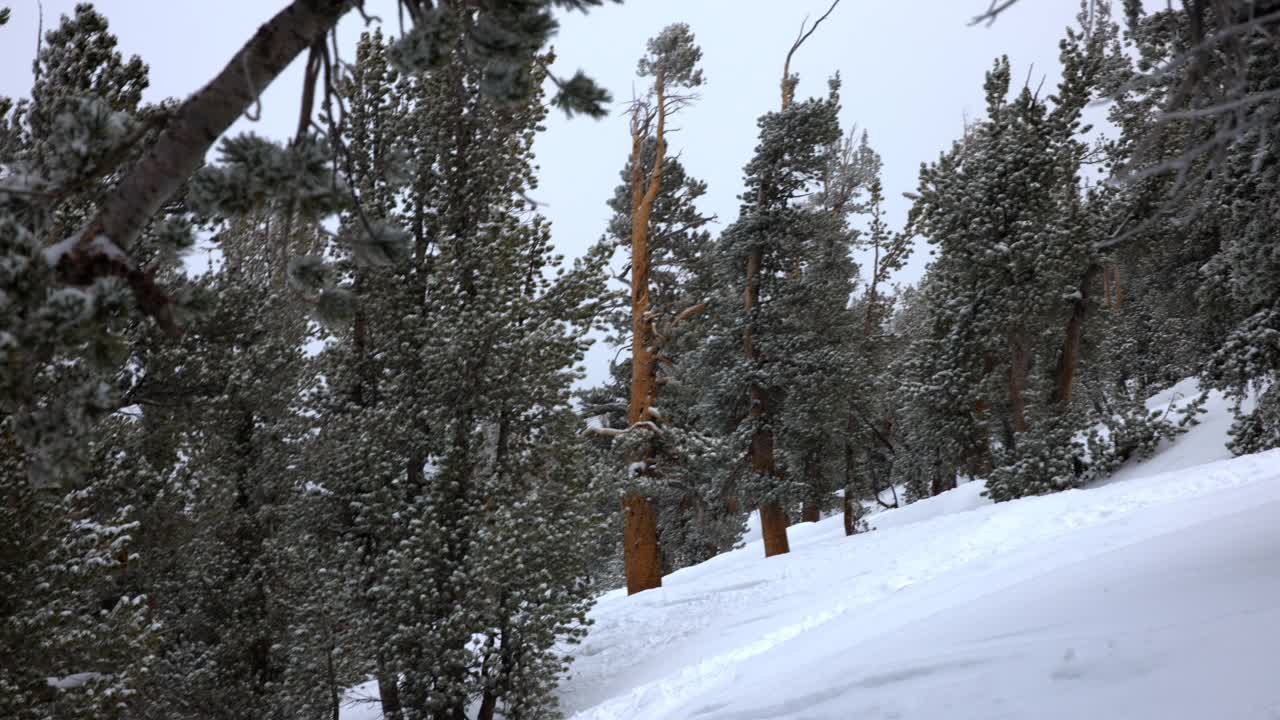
[1051, 264, 1100, 408]
[1007, 334, 1031, 434]
[930, 473, 957, 496]
[759, 501, 792, 557]
[376, 666, 403, 720]
[841, 412, 864, 536]
[841, 487, 859, 536]
[623, 492, 662, 594]
[622, 70, 669, 597]
[801, 500, 821, 523]
[746, 248, 789, 557]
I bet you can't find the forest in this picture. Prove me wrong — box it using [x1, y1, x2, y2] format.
[2, 1, 1279, 718]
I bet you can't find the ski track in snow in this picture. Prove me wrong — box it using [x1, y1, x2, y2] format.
[559, 382, 1280, 719]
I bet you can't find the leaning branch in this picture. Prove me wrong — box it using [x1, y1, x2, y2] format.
[61, 0, 357, 330]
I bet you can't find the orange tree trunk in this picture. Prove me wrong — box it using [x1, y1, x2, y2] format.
[623, 492, 662, 595]
[622, 71, 669, 596]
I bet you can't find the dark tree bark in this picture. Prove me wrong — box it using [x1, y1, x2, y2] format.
[63, 0, 356, 331]
[376, 663, 403, 720]
[1050, 264, 1102, 407]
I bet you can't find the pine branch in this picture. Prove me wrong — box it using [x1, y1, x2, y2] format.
[60, 0, 358, 332]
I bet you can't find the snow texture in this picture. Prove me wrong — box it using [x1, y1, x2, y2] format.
[556, 381, 1280, 719]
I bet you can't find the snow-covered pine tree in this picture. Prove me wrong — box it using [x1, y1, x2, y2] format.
[580, 23, 740, 589]
[125, 215, 314, 720]
[0, 9, 172, 717]
[840, 162, 914, 530]
[301, 30, 608, 719]
[1, 0, 619, 497]
[693, 75, 845, 557]
[906, 25, 1105, 501]
[1136, 6, 1280, 454]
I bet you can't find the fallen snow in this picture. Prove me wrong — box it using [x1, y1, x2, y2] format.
[558, 382, 1280, 719]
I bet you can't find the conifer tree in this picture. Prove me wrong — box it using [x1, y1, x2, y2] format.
[694, 73, 844, 556]
[300, 31, 608, 718]
[596, 23, 711, 594]
[584, 129, 743, 577]
[1, 10, 165, 717]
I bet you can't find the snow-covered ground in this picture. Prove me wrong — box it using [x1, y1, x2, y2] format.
[558, 382, 1280, 719]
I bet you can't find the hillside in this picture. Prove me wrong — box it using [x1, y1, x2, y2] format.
[555, 383, 1280, 719]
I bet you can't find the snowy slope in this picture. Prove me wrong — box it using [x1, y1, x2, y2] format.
[558, 384, 1280, 719]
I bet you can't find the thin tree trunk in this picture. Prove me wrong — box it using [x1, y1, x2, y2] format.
[622, 69, 669, 596]
[1051, 264, 1100, 408]
[842, 412, 858, 535]
[1008, 334, 1031, 434]
[842, 490, 858, 536]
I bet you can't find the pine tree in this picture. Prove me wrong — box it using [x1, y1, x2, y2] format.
[694, 74, 844, 557]
[1, 10, 166, 717]
[584, 23, 723, 593]
[300, 31, 608, 719]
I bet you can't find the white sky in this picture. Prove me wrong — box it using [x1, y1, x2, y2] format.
[1, 0, 1106, 386]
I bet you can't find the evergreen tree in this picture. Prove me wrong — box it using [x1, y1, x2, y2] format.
[300, 31, 608, 719]
[694, 76, 844, 556]
[1, 9, 167, 717]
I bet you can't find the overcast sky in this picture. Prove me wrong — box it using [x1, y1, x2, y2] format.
[1, 0, 1105, 386]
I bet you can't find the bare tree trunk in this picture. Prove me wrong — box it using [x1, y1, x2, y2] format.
[801, 501, 821, 523]
[622, 70, 669, 596]
[841, 490, 858, 535]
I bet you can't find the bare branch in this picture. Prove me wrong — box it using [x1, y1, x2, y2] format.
[782, 0, 842, 107]
[971, 0, 1021, 26]
[63, 0, 357, 330]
